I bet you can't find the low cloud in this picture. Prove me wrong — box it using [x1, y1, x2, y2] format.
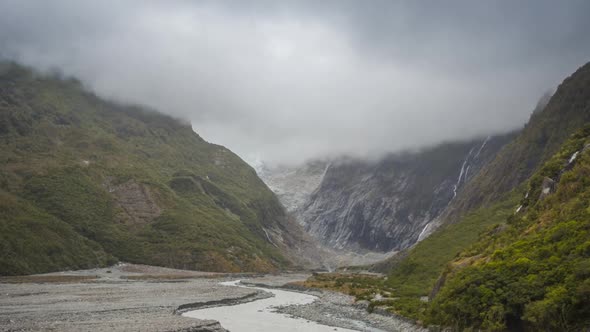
[1, 0, 589, 165]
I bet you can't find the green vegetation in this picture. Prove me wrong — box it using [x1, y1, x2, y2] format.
[0, 191, 114, 275]
[298, 272, 390, 299]
[429, 126, 590, 331]
[371, 191, 521, 320]
[386, 192, 521, 297]
[0, 62, 292, 275]
[324, 191, 519, 321]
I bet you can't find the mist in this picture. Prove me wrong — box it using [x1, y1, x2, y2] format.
[1, 0, 589, 165]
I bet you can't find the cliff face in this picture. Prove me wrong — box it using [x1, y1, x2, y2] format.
[0, 63, 304, 275]
[257, 134, 513, 253]
[296, 136, 514, 252]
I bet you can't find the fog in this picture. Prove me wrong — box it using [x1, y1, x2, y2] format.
[1, 0, 589, 165]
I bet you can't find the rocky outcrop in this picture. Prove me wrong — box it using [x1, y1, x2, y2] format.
[538, 176, 556, 200]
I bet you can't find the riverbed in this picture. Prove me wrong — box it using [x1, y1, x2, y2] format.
[0, 264, 425, 332]
[183, 280, 360, 331]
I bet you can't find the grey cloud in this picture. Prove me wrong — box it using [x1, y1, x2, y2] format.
[1, 0, 589, 165]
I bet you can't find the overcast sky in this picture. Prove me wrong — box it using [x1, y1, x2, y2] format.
[1, 1, 589, 165]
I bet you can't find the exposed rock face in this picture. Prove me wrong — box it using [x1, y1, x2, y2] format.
[538, 177, 556, 200]
[254, 159, 397, 269]
[107, 179, 162, 224]
[296, 135, 514, 252]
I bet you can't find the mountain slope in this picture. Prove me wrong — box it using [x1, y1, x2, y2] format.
[430, 125, 590, 331]
[297, 135, 514, 252]
[436, 62, 590, 231]
[363, 61, 590, 329]
[0, 62, 298, 275]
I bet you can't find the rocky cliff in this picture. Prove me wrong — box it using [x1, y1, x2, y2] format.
[258, 134, 514, 254]
[295, 136, 514, 252]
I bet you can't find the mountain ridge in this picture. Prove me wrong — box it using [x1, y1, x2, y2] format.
[0, 62, 308, 275]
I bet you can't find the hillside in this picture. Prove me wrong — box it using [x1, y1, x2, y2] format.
[429, 125, 590, 331]
[436, 62, 590, 230]
[0, 62, 303, 275]
[360, 62, 590, 330]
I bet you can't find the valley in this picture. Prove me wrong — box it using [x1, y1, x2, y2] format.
[1, 2, 590, 330]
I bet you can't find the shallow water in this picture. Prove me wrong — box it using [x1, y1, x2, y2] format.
[183, 280, 359, 331]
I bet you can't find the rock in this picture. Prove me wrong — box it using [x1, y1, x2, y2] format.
[296, 135, 510, 252]
[539, 177, 556, 200]
[106, 179, 162, 224]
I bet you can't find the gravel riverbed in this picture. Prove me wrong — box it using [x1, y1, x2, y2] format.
[0, 264, 425, 332]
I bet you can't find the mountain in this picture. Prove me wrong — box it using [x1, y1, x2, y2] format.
[433, 62, 590, 232]
[291, 135, 514, 253]
[367, 62, 590, 330]
[429, 125, 590, 331]
[254, 159, 397, 269]
[0, 62, 305, 275]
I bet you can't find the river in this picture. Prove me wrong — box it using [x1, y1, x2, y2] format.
[183, 280, 360, 331]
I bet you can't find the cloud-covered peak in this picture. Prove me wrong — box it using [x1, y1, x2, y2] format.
[1, 0, 589, 165]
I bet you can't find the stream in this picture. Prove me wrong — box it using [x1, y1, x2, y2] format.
[183, 280, 360, 331]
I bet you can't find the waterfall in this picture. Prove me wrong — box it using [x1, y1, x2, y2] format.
[417, 223, 430, 242]
[474, 136, 490, 159]
[452, 147, 475, 199]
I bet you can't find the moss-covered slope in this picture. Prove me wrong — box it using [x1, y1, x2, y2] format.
[0, 62, 293, 275]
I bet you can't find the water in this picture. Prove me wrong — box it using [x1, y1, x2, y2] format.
[183, 280, 359, 331]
